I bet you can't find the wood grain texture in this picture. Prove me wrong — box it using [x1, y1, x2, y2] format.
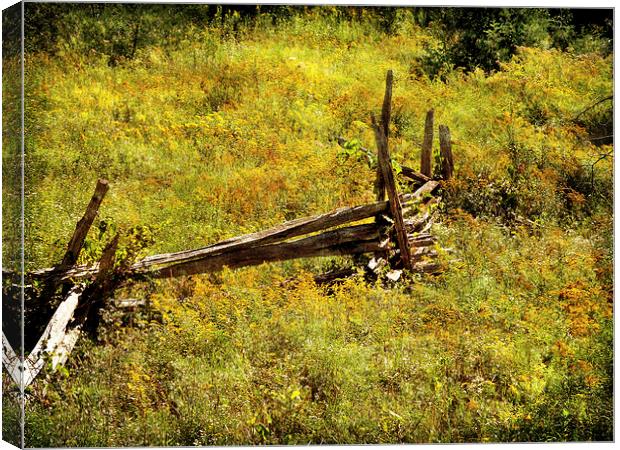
[439, 125, 454, 180]
[421, 109, 434, 177]
[373, 118, 414, 271]
[61, 179, 109, 267]
[2, 330, 23, 386]
[28, 180, 439, 282]
[21, 285, 85, 387]
[150, 223, 383, 278]
[374, 70, 394, 202]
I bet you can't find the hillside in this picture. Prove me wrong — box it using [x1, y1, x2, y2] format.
[2, 5, 613, 445]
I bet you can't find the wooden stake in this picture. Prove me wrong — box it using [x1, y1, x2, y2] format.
[439, 125, 454, 180]
[39, 179, 109, 304]
[374, 70, 393, 201]
[372, 116, 414, 272]
[61, 179, 109, 267]
[421, 109, 434, 177]
[381, 70, 393, 139]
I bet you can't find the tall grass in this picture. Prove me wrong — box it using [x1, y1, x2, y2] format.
[9, 9, 613, 445]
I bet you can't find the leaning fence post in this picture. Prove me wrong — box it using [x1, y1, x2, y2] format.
[371, 70, 414, 272]
[372, 116, 414, 272]
[421, 109, 434, 177]
[39, 178, 109, 305]
[438, 125, 454, 181]
[61, 179, 109, 267]
[374, 70, 393, 202]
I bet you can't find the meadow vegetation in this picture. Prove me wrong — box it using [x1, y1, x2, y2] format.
[2, 5, 613, 445]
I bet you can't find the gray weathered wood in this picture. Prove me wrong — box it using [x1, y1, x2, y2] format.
[412, 261, 441, 273]
[439, 125, 454, 180]
[401, 166, 431, 185]
[115, 298, 147, 308]
[374, 70, 394, 202]
[413, 180, 440, 198]
[132, 202, 389, 271]
[61, 179, 109, 267]
[21, 284, 85, 387]
[28, 195, 417, 282]
[372, 117, 414, 271]
[28, 179, 440, 283]
[421, 109, 434, 177]
[150, 223, 383, 278]
[2, 331, 23, 387]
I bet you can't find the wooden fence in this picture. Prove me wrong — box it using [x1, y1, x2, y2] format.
[2, 70, 455, 389]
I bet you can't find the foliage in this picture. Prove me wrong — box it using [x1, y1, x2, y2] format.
[11, 4, 613, 446]
[416, 8, 612, 79]
[24, 219, 613, 444]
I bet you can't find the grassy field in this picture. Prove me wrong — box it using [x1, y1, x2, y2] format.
[3, 6, 613, 445]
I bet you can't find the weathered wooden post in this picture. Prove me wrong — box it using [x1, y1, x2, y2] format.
[39, 179, 109, 303]
[61, 179, 109, 267]
[421, 109, 434, 177]
[372, 70, 414, 271]
[374, 70, 393, 202]
[439, 125, 454, 180]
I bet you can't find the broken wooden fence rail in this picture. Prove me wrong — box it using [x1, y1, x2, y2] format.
[29, 181, 439, 283]
[372, 69, 413, 271]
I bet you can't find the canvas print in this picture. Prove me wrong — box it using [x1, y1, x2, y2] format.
[2, 2, 613, 447]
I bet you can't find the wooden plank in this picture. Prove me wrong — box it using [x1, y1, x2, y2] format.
[27, 201, 391, 281]
[131, 202, 389, 271]
[439, 125, 454, 180]
[401, 166, 431, 185]
[412, 261, 441, 273]
[372, 117, 414, 272]
[29, 187, 438, 283]
[413, 180, 440, 198]
[115, 298, 147, 308]
[421, 109, 434, 177]
[22, 285, 84, 387]
[2, 331, 22, 387]
[150, 223, 383, 278]
[412, 246, 437, 257]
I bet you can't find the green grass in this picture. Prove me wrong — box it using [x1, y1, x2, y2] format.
[5, 8, 613, 445]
